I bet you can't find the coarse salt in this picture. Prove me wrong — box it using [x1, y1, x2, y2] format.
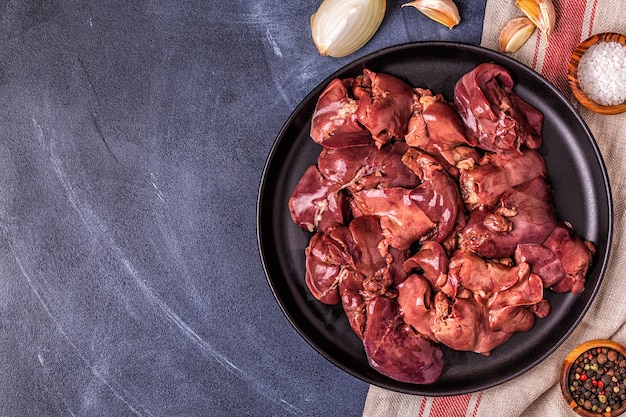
[577, 41, 626, 107]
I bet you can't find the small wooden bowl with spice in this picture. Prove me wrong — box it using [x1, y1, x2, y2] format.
[567, 32, 626, 115]
[561, 339, 626, 416]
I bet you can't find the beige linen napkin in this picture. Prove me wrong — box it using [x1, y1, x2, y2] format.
[363, 1, 626, 415]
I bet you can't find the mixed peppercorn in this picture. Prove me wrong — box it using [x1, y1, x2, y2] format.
[568, 346, 626, 414]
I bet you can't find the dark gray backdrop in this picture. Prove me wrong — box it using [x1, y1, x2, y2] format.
[0, 1, 485, 416]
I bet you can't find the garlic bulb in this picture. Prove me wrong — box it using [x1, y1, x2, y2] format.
[310, 0, 386, 58]
[402, 0, 461, 30]
[499, 16, 536, 53]
[515, 0, 555, 40]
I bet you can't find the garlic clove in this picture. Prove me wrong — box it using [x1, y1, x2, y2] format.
[402, 0, 461, 30]
[499, 16, 536, 53]
[310, 0, 386, 58]
[515, 0, 555, 40]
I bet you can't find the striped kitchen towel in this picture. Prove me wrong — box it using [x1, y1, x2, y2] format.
[363, 0, 626, 416]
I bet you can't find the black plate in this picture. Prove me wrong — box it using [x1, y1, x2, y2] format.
[256, 42, 613, 395]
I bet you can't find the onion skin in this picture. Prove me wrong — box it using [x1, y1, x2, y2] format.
[310, 0, 386, 58]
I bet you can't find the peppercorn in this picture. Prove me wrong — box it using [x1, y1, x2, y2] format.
[567, 344, 626, 414]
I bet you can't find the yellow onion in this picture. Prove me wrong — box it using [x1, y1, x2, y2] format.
[310, 0, 386, 58]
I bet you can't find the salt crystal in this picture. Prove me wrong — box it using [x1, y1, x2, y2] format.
[577, 41, 626, 107]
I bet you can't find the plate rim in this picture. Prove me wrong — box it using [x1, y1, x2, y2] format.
[256, 40, 614, 395]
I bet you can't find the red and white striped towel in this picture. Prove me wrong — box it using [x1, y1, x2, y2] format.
[363, 1, 626, 416]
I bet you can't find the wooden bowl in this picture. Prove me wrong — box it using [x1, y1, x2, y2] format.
[567, 32, 626, 115]
[561, 339, 626, 416]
